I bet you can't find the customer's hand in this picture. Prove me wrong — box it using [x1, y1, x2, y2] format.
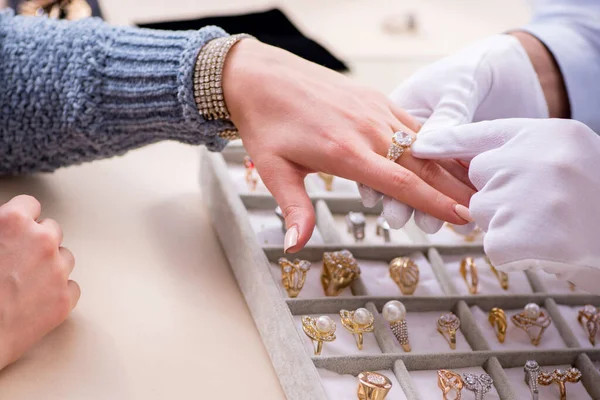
[412, 118, 600, 294]
[0, 195, 80, 370]
[223, 39, 474, 252]
[359, 34, 549, 232]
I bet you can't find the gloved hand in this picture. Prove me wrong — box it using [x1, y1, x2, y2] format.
[412, 118, 600, 294]
[359, 34, 548, 232]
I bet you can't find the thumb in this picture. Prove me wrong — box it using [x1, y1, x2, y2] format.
[412, 119, 526, 161]
[259, 159, 316, 253]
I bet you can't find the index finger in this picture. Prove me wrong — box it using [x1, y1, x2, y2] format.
[355, 153, 469, 225]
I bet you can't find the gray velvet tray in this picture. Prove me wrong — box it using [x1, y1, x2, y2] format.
[200, 148, 600, 400]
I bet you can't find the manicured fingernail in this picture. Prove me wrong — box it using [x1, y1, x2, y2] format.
[284, 226, 299, 253]
[454, 204, 473, 222]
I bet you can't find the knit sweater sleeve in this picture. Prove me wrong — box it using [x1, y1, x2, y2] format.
[0, 10, 233, 174]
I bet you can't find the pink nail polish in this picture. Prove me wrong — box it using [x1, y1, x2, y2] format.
[284, 226, 299, 253]
[454, 204, 473, 223]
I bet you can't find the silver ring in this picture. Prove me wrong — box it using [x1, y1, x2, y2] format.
[376, 215, 391, 242]
[386, 130, 414, 162]
[524, 360, 540, 400]
[463, 373, 493, 400]
[345, 212, 366, 242]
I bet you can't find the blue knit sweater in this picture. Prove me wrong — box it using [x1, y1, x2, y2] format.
[0, 10, 233, 174]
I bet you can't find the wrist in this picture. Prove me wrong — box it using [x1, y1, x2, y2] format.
[509, 31, 570, 119]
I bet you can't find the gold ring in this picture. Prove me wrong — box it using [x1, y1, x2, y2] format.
[382, 300, 411, 352]
[511, 303, 552, 346]
[459, 257, 479, 294]
[485, 256, 509, 290]
[537, 368, 581, 400]
[437, 313, 460, 350]
[488, 307, 507, 343]
[357, 371, 392, 400]
[376, 216, 391, 243]
[386, 130, 415, 161]
[340, 308, 374, 350]
[278, 258, 311, 298]
[437, 370, 463, 400]
[577, 304, 599, 346]
[445, 222, 482, 242]
[317, 172, 334, 191]
[301, 315, 336, 355]
[321, 250, 361, 296]
[243, 156, 258, 191]
[389, 257, 420, 295]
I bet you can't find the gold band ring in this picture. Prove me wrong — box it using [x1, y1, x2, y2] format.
[459, 257, 479, 294]
[485, 256, 509, 290]
[488, 307, 507, 343]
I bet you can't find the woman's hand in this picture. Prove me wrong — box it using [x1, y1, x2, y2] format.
[222, 39, 474, 252]
[0, 195, 80, 370]
[411, 118, 600, 294]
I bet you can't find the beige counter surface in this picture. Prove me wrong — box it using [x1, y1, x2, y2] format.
[0, 143, 285, 399]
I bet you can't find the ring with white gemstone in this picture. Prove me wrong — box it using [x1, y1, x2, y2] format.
[357, 371, 392, 400]
[301, 315, 336, 355]
[577, 304, 599, 346]
[340, 308, 374, 350]
[382, 300, 411, 352]
[386, 130, 415, 162]
[278, 258, 311, 298]
[463, 373, 493, 400]
[437, 313, 461, 350]
[346, 212, 366, 242]
[511, 303, 552, 346]
[524, 360, 540, 400]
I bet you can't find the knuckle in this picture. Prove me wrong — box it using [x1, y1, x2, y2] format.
[36, 229, 59, 254]
[0, 207, 28, 229]
[418, 160, 443, 183]
[390, 169, 414, 191]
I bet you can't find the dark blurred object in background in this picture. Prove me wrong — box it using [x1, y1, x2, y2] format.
[9, 0, 102, 19]
[138, 8, 348, 72]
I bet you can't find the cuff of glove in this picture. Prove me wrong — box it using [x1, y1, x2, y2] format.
[521, 22, 600, 133]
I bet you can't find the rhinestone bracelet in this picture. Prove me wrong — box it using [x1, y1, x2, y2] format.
[193, 34, 254, 141]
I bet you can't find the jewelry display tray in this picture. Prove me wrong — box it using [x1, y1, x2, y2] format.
[200, 146, 600, 400]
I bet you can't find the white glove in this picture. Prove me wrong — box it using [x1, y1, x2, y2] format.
[359, 34, 548, 232]
[411, 118, 600, 294]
